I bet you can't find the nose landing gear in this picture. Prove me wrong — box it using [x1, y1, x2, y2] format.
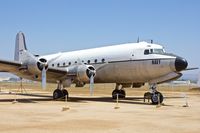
[144, 84, 164, 104]
[151, 91, 163, 104]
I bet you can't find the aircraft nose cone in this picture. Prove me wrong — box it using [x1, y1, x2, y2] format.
[175, 57, 188, 71]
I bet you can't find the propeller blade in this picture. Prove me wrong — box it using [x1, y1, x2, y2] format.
[41, 66, 46, 89]
[89, 74, 94, 96]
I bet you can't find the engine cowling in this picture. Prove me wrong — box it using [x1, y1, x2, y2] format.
[20, 58, 48, 75]
[67, 65, 96, 83]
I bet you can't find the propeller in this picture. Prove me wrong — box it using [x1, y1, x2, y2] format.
[37, 61, 48, 89]
[38, 54, 61, 89]
[41, 65, 46, 89]
[89, 74, 94, 95]
[76, 58, 97, 95]
[86, 67, 96, 96]
[88, 62, 107, 95]
[85, 62, 108, 95]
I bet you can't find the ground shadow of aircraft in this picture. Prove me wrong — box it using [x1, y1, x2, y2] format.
[0, 92, 184, 106]
[68, 96, 183, 106]
[0, 92, 52, 103]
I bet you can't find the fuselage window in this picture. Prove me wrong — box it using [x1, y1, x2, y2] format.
[52, 64, 54, 67]
[144, 49, 149, 55]
[75, 61, 77, 64]
[63, 62, 65, 66]
[68, 62, 71, 65]
[102, 58, 105, 63]
[57, 63, 60, 67]
[87, 60, 90, 64]
[94, 59, 97, 63]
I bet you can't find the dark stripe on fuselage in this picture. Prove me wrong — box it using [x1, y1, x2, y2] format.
[57, 58, 174, 68]
[108, 58, 174, 64]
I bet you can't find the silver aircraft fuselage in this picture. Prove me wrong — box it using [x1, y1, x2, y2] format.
[15, 41, 187, 85]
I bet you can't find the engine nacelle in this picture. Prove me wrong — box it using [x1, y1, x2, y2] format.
[67, 65, 96, 83]
[20, 58, 48, 75]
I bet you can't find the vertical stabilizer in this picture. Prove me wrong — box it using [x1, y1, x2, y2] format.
[14, 32, 28, 62]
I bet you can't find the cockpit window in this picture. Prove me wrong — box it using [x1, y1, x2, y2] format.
[153, 49, 165, 54]
[144, 49, 149, 55]
[144, 48, 165, 55]
[150, 49, 153, 53]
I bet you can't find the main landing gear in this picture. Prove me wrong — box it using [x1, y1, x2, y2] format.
[53, 82, 69, 100]
[144, 84, 164, 104]
[112, 84, 126, 99]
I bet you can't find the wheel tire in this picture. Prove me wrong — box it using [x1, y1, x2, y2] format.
[151, 91, 163, 105]
[144, 92, 152, 102]
[144, 92, 152, 98]
[112, 90, 118, 99]
[112, 89, 126, 99]
[119, 89, 126, 99]
[62, 89, 69, 99]
[53, 89, 63, 100]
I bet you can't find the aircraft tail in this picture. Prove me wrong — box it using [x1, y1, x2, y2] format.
[14, 32, 30, 62]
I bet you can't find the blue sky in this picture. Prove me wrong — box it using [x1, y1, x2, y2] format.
[0, 0, 199, 75]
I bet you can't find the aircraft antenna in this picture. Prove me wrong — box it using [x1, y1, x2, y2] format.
[137, 37, 140, 43]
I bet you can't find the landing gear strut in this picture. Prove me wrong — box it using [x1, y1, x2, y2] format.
[53, 82, 69, 100]
[112, 84, 126, 99]
[144, 84, 163, 104]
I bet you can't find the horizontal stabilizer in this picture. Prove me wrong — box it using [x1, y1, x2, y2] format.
[184, 67, 199, 71]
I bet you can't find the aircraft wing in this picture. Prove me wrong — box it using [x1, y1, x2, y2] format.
[0, 59, 21, 72]
[45, 67, 71, 81]
[0, 59, 71, 81]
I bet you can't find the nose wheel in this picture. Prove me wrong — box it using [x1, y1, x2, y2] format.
[151, 91, 163, 104]
[144, 84, 164, 104]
